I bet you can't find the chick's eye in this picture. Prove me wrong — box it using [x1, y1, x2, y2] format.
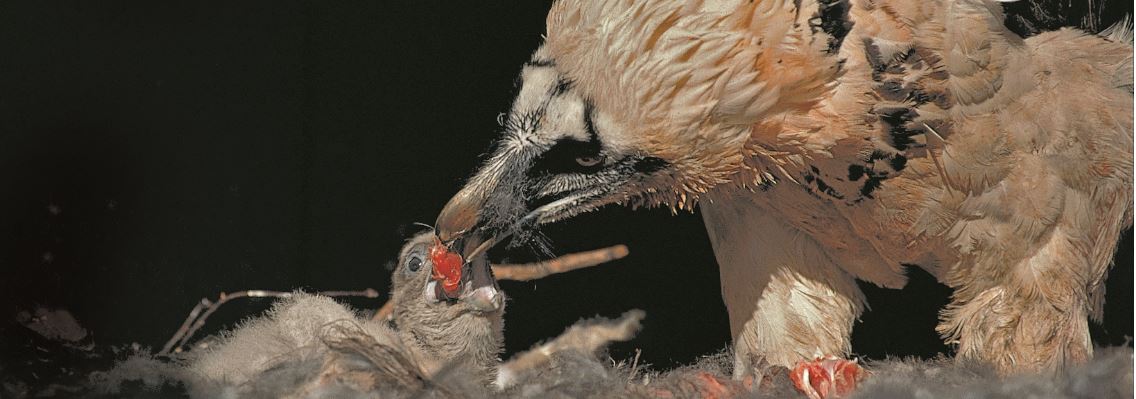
[406, 255, 423, 272]
[575, 155, 603, 167]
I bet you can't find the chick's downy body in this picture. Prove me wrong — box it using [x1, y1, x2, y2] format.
[186, 232, 506, 396]
[435, 0, 1133, 377]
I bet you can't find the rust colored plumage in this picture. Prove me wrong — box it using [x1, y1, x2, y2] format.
[437, 0, 1133, 378]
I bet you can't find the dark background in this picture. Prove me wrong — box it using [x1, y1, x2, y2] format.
[0, 0, 1131, 372]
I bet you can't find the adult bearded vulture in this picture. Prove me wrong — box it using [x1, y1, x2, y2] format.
[431, 0, 1133, 382]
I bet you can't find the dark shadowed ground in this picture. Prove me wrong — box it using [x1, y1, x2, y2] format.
[0, 1, 1131, 390]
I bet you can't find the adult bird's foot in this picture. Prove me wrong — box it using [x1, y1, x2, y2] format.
[789, 356, 866, 399]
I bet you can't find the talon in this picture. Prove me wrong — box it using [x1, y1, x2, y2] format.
[789, 356, 866, 399]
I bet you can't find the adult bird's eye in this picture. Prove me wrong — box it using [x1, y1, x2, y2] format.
[575, 155, 603, 167]
[406, 255, 423, 272]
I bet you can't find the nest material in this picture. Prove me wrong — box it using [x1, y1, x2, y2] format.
[88, 294, 1134, 399]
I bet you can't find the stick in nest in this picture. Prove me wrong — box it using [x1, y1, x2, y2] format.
[494, 309, 645, 389]
[370, 244, 629, 321]
[159, 289, 380, 356]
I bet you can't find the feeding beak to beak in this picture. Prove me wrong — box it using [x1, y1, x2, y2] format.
[425, 224, 503, 313]
[434, 164, 524, 261]
[424, 256, 502, 313]
[434, 145, 666, 260]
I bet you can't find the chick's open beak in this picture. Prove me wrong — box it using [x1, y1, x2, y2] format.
[426, 235, 503, 313]
[459, 253, 503, 312]
[437, 251, 501, 313]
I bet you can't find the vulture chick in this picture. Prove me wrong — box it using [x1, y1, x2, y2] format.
[434, 0, 1133, 385]
[385, 231, 507, 384]
[188, 231, 505, 396]
[186, 232, 641, 397]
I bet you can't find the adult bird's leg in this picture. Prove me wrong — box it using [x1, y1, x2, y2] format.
[701, 195, 867, 397]
[938, 225, 1103, 375]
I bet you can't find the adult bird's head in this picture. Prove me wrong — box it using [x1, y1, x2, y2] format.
[437, 0, 840, 256]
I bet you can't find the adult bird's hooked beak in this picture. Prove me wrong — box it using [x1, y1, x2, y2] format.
[436, 181, 487, 244]
[434, 154, 531, 260]
[435, 133, 671, 261]
[433, 45, 675, 263]
[435, 175, 496, 266]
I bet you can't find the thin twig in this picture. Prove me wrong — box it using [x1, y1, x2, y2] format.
[160, 288, 379, 356]
[160, 298, 213, 355]
[628, 348, 643, 383]
[496, 309, 644, 389]
[370, 245, 629, 321]
[492, 244, 629, 281]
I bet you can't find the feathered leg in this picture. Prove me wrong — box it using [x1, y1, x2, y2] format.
[939, 235, 1093, 374]
[701, 194, 865, 380]
[938, 185, 1130, 375]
